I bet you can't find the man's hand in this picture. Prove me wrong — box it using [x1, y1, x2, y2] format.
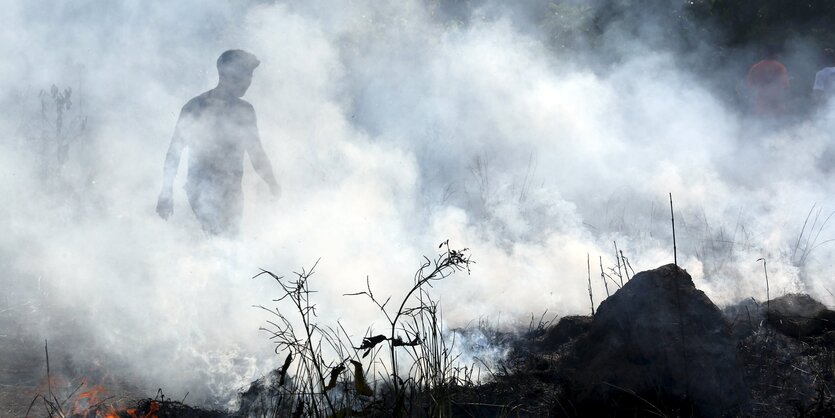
[156, 189, 174, 219]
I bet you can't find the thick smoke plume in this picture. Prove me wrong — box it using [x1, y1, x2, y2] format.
[3, 0, 835, 408]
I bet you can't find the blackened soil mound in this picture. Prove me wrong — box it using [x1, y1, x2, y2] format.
[539, 315, 591, 350]
[563, 264, 747, 417]
[766, 293, 835, 339]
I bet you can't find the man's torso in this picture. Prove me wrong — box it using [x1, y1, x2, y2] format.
[814, 67, 835, 93]
[179, 90, 257, 190]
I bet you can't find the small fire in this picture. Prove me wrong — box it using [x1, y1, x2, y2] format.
[71, 383, 107, 413]
[102, 401, 157, 418]
[29, 377, 158, 418]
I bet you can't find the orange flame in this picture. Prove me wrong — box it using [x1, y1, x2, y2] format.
[72, 383, 108, 413]
[28, 373, 167, 418]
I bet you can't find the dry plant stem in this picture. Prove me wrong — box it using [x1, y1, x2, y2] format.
[793, 204, 817, 262]
[256, 243, 471, 417]
[791, 203, 835, 267]
[587, 253, 595, 316]
[387, 244, 470, 408]
[45, 340, 63, 416]
[26, 340, 85, 418]
[670, 193, 678, 266]
[599, 256, 610, 297]
[343, 242, 471, 416]
[45, 340, 60, 414]
[614, 241, 623, 287]
[295, 296, 332, 412]
[825, 287, 835, 305]
[602, 268, 621, 290]
[254, 261, 339, 417]
[620, 250, 635, 279]
[758, 257, 770, 311]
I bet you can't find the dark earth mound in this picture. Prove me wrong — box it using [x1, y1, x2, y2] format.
[463, 265, 834, 417]
[765, 293, 835, 339]
[564, 264, 747, 417]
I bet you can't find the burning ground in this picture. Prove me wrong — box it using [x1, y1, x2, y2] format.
[6, 263, 834, 417]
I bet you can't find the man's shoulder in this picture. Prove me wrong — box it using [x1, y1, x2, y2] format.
[813, 67, 835, 79]
[814, 67, 835, 91]
[232, 97, 255, 111]
[180, 92, 255, 118]
[231, 98, 256, 121]
[752, 59, 786, 71]
[182, 91, 214, 114]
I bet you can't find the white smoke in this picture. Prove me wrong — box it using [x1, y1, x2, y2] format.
[3, 0, 835, 408]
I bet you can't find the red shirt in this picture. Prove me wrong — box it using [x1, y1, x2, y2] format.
[746, 59, 789, 116]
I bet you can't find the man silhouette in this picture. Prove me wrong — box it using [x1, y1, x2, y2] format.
[156, 49, 279, 236]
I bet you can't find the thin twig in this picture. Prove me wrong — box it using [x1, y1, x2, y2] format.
[587, 253, 594, 316]
[758, 258, 770, 311]
[614, 241, 623, 287]
[670, 193, 677, 266]
[599, 256, 610, 297]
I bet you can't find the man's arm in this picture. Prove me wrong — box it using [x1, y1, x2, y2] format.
[249, 136, 280, 197]
[156, 111, 188, 219]
[246, 110, 280, 197]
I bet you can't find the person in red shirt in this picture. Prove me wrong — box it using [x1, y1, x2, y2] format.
[745, 46, 789, 117]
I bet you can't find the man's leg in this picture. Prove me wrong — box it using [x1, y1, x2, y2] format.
[187, 185, 225, 235]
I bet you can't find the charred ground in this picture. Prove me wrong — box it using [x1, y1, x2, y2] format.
[23, 263, 833, 418]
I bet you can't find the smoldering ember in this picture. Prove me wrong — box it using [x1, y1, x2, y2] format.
[4, 1, 835, 417]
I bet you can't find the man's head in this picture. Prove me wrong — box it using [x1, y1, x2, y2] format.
[216, 49, 260, 97]
[822, 48, 835, 67]
[763, 43, 781, 60]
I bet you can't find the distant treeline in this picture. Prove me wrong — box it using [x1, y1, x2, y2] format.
[689, 0, 835, 48]
[427, 0, 835, 109]
[429, 0, 835, 51]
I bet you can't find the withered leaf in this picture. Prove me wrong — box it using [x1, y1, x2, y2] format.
[350, 360, 374, 396]
[278, 352, 293, 386]
[354, 334, 387, 350]
[324, 363, 346, 391]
